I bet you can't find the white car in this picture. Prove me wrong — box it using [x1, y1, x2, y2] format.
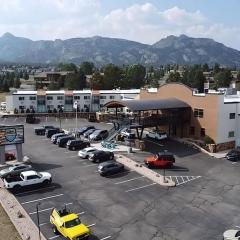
[78, 147, 97, 159]
[120, 128, 132, 137]
[223, 229, 240, 240]
[146, 131, 167, 140]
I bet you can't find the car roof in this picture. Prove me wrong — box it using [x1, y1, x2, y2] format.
[157, 152, 174, 156]
[83, 147, 96, 151]
[21, 170, 37, 176]
[99, 160, 116, 167]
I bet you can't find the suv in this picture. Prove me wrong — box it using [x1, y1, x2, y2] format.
[88, 150, 114, 163]
[89, 130, 108, 141]
[146, 130, 167, 140]
[57, 135, 75, 148]
[46, 128, 63, 138]
[226, 149, 240, 161]
[35, 125, 55, 135]
[77, 126, 95, 136]
[83, 128, 97, 139]
[66, 140, 90, 151]
[144, 152, 175, 168]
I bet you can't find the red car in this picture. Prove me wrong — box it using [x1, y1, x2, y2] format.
[5, 152, 16, 161]
[144, 152, 175, 168]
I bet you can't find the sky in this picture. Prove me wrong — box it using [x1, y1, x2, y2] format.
[0, 0, 240, 50]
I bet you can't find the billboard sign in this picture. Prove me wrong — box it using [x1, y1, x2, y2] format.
[0, 125, 24, 146]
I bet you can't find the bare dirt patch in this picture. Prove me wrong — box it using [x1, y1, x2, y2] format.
[0, 203, 21, 240]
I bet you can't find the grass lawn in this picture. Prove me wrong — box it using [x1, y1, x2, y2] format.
[0, 204, 21, 240]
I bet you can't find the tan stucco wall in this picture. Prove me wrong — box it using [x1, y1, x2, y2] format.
[140, 83, 220, 142]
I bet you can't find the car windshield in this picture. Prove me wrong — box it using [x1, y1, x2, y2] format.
[65, 218, 81, 228]
[236, 231, 240, 237]
[37, 173, 42, 178]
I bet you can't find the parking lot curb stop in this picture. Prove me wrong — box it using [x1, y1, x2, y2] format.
[116, 154, 176, 187]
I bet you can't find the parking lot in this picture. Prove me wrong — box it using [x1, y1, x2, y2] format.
[1, 116, 240, 240]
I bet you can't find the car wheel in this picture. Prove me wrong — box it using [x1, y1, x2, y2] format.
[53, 226, 59, 234]
[72, 146, 75, 151]
[13, 185, 21, 191]
[43, 179, 51, 185]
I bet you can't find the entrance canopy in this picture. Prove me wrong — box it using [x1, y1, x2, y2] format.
[104, 98, 190, 111]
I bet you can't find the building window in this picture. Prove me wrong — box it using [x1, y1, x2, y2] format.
[57, 96, 63, 100]
[46, 96, 53, 100]
[100, 96, 106, 99]
[229, 113, 235, 119]
[194, 108, 204, 118]
[74, 96, 80, 100]
[190, 126, 195, 135]
[200, 128, 205, 137]
[19, 106, 25, 109]
[84, 96, 90, 100]
[109, 95, 115, 99]
[228, 131, 235, 138]
[29, 96, 36, 100]
[19, 97, 24, 101]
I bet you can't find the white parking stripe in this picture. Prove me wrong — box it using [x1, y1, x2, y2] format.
[69, 155, 77, 158]
[77, 211, 85, 215]
[100, 236, 112, 240]
[115, 176, 145, 185]
[21, 193, 64, 205]
[64, 151, 70, 153]
[29, 203, 72, 215]
[87, 223, 96, 228]
[81, 164, 96, 168]
[48, 235, 60, 239]
[236, 226, 240, 229]
[125, 183, 157, 192]
[39, 222, 48, 226]
[174, 176, 179, 185]
[15, 186, 56, 196]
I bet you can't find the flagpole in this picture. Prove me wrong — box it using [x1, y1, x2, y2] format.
[75, 102, 77, 133]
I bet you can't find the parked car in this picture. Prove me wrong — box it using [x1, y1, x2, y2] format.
[88, 150, 114, 163]
[67, 140, 90, 151]
[50, 206, 90, 240]
[226, 149, 240, 161]
[98, 161, 124, 176]
[78, 147, 97, 159]
[83, 128, 97, 139]
[51, 133, 67, 144]
[4, 170, 52, 190]
[26, 114, 40, 124]
[144, 152, 175, 168]
[77, 126, 95, 136]
[89, 129, 108, 141]
[57, 135, 75, 148]
[223, 229, 240, 240]
[5, 152, 16, 161]
[146, 130, 168, 140]
[34, 125, 55, 135]
[0, 164, 32, 178]
[46, 128, 63, 138]
[120, 128, 132, 137]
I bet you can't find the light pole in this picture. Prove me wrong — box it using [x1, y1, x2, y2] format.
[58, 106, 63, 129]
[36, 202, 41, 240]
[73, 101, 78, 133]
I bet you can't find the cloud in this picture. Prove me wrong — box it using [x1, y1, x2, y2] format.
[0, 1, 239, 50]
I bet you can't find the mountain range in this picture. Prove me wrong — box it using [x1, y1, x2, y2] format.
[0, 32, 240, 67]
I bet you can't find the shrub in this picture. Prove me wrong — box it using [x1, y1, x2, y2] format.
[204, 135, 215, 144]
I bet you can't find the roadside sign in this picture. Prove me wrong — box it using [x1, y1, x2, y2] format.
[0, 125, 24, 146]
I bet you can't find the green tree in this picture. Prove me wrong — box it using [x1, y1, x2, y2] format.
[125, 64, 146, 88]
[2, 79, 9, 92]
[64, 70, 87, 90]
[13, 77, 21, 88]
[58, 63, 77, 72]
[202, 63, 209, 72]
[23, 72, 29, 80]
[90, 72, 104, 90]
[214, 69, 232, 88]
[80, 62, 95, 75]
[192, 70, 206, 93]
[103, 64, 122, 89]
[166, 72, 181, 83]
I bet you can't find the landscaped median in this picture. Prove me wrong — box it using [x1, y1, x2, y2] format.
[115, 154, 176, 187]
[0, 180, 46, 240]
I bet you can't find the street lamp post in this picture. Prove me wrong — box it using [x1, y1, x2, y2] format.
[73, 101, 78, 134]
[58, 106, 64, 129]
[36, 202, 41, 240]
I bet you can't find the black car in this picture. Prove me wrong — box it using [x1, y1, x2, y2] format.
[83, 128, 97, 138]
[88, 150, 114, 163]
[26, 114, 40, 124]
[77, 126, 95, 136]
[226, 149, 240, 161]
[66, 140, 90, 151]
[57, 135, 75, 147]
[34, 125, 55, 135]
[46, 128, 63, 138]
[89, 129, 109, 141]
[97, 161, 124, 176]
[51, 133, 67, 144]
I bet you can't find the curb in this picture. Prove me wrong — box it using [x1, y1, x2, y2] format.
[116, 154, 176, 187]
[0, 180, 47, 240]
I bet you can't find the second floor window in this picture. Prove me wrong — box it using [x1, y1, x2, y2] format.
[57, 96, 63, 100]
[84, 96, 90, 100]
[109, 95, 115, 99]
[19, 97, 24, 101]
[29, 96, 36, 100]
[194, 108, 204, 118]
[47, 96, 53, 100]
[229, 113, 235, 119]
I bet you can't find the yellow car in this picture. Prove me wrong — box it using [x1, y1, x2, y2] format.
[50, 207, 90, 240]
